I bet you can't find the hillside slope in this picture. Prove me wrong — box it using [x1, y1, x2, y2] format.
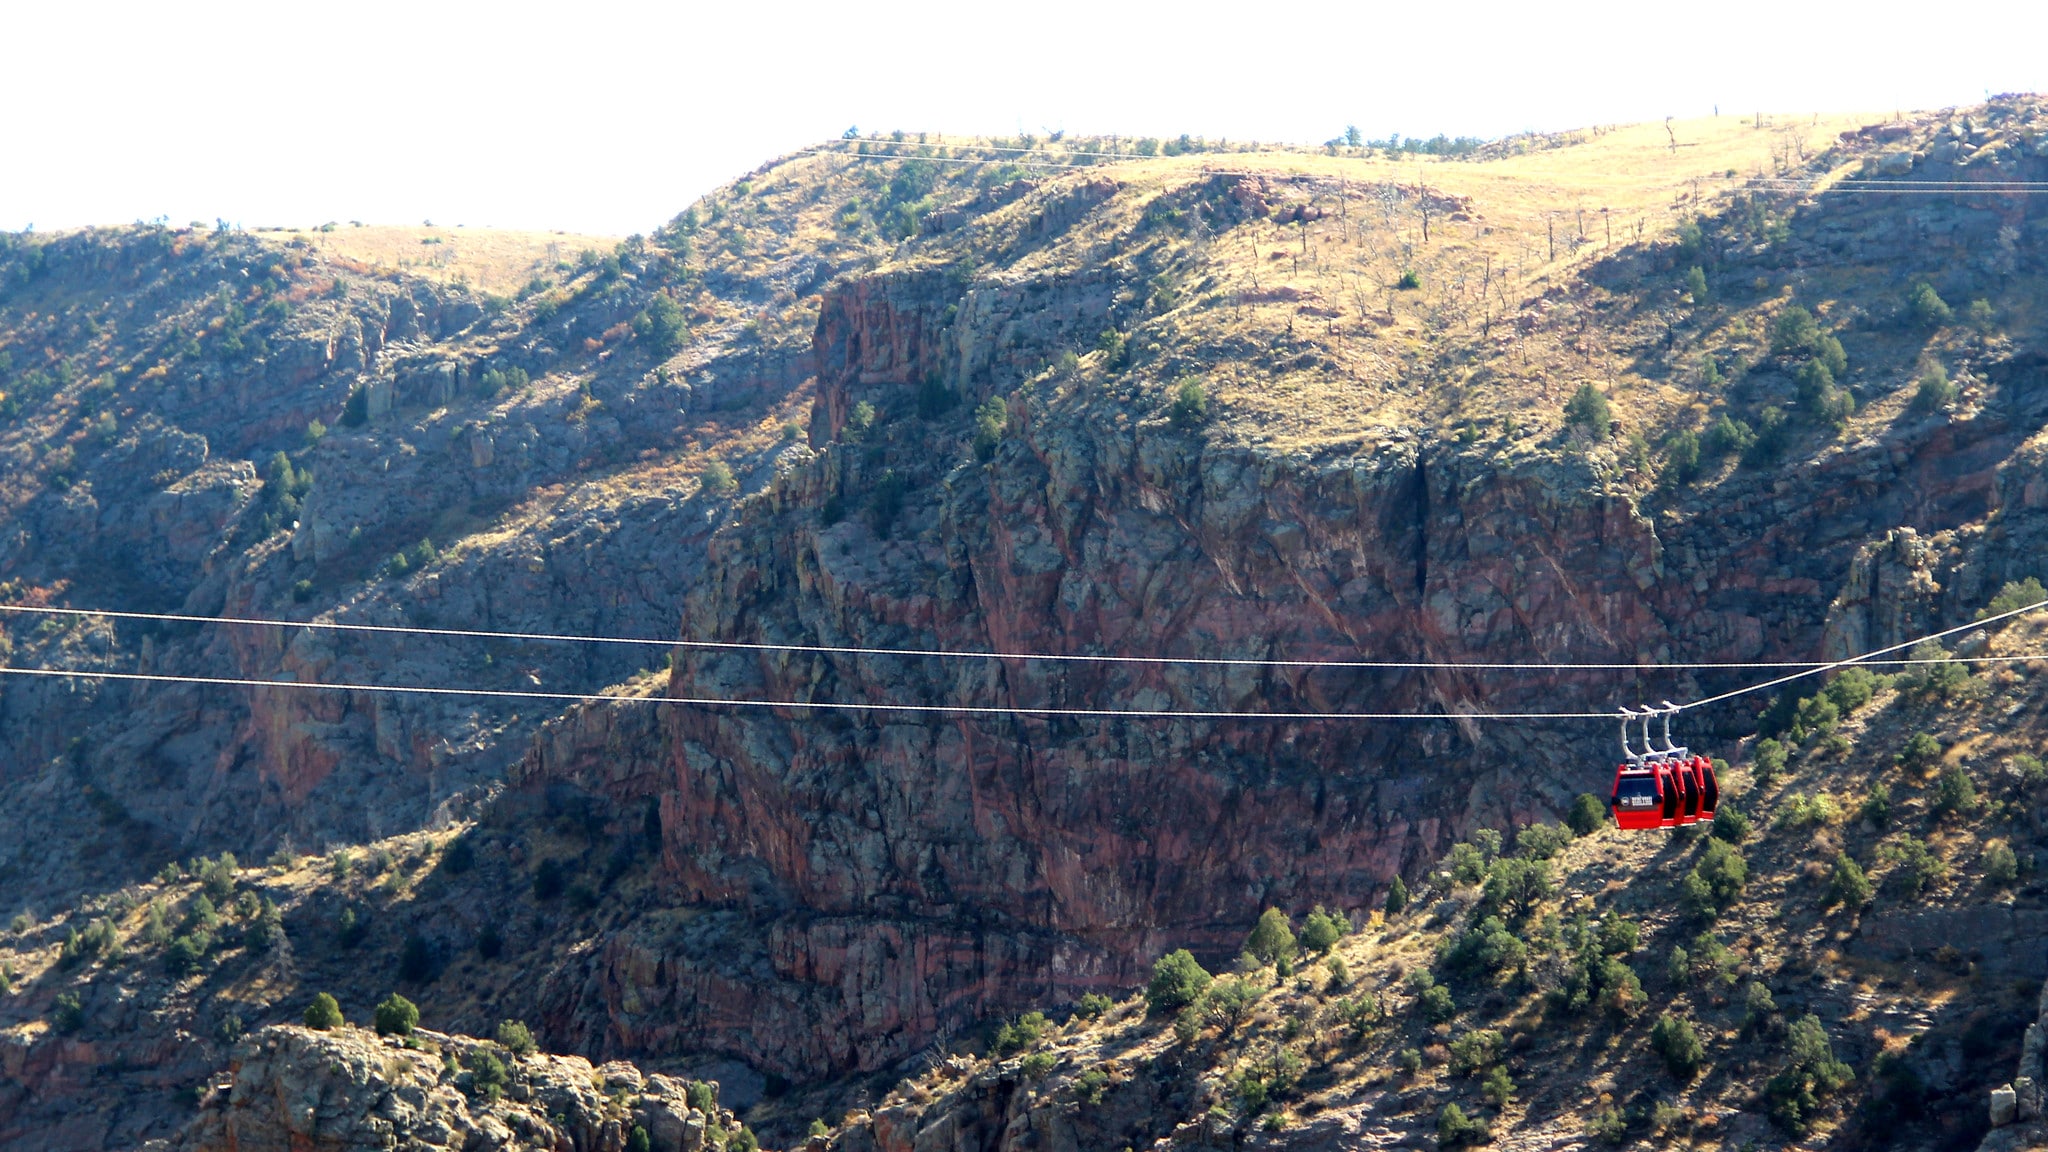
[4, 100, 2048, 1148]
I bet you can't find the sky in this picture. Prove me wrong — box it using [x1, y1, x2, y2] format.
[6, 1, 2045, 237]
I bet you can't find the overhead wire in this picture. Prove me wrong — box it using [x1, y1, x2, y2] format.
[5, 601, 2046, 673]
[1676, 596, 2048, 711]
[0, 600, 2041, 724]
[0, 664, 1614, 721]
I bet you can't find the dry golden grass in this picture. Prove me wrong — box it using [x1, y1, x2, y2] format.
[264, 224, 620, 294]
[860, 111, 1896, 455]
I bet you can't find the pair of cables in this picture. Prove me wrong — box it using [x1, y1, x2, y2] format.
[0, 598, 2040, 722]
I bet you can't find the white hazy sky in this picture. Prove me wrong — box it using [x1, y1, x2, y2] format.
[7, 1, 2044, 237]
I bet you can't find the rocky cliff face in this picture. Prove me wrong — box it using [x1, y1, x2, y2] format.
[498, 102, 2048, 1087]
[0, 212, 838, 912]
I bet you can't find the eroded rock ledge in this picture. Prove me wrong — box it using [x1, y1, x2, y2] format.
[174, 1024, 746, 1152]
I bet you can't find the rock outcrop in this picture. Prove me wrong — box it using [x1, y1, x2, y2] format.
[178, 1024, 740, 1152]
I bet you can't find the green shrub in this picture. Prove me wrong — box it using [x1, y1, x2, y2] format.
[1681, 839, 1747, 918]
[1448, 1028, 1505, 1074]
[336, 906, 367, 948]
[303, 993, 343, 1030]
[628, 1126, 653, 1152]
[1436, 1102, 1490, 1147]
[1482, 1064, 1514, 1108]
[1397, 1047, 1423, 1074]
[1074, 992, 1113, 1020]
[1772, 305, 1820, 355]
[972, 396, 1007, 460]
[1776, 792, 1840, 830]
[1482, 856, 1553, 923]
[1766, 1015, 1853, 1134]
[1688, 931, 1740, 988]
[1752, 737, 1788, 782]
[1598, 915, 1640, 956]
[1587, 1106, 1627, 1144]
[1828, 853, 1872, 908]
[1703, 413, 1754, 457]
[1683, 265, 1709, 304]
[61, 918, 120, 967]
[1984, 577, 2047, 619]
[1145, 949, 1212, 1014]
[1796, 359, 1853, 429]
[1860, 782, 1892, 828]
[165, 934, 208, 975]
[1200, 978, 1259, 1034]
[1650, 1013, 1705, 1079]
[1823, 667, 1877, 714]
[1395, 269, 1422, 291]
[1169, 378, 1208, 427]
[677, 1080, 713, 1116]
[477, 366, 531, 397]
[467, 1050, 509, 1101]
[1418, 983, 1456, 1023]
[1711, 804, 1751, 844]
[246, 899, 284, 953]
[1743, 980, 1778, 1029]
[843, 400, 876, 442]
[1900, 641, 1969, 699]
[1074, 1066, 1110, 1104]
[1447, 841, 1490, 886]
[1662, 429, 1700, 487]
[1913, 365, 1957, 412]
[1984, 839, 2020, 886]
[700, 459, 736, 494]
[1666, 946, 1690, 985]
[496, 1019, 537, 1056]
[1933, 765, 1978, 816]
[1515, 822, 1573, 860]
[1741, 405, 1791, 467]
[631, 293, 688, 356]
[1566, 793, 1607, 836]
[1563, 384, 1611, 433]
[1444, 915, 1527, 981]
[1019, 1049, 1057, 1079]
[1908, 282, 1952, 328]
[53, 991, 84, 1034]
[1880, 837, 1948, 898]
[1899, 732, 1943, 772]
[374, 993, 419, 1036]
[1967, 298, 1996, 332]
[1299, 906, 1343, 955]
[1326, 954, 1351, 991]
[1095, 329, 1126, 367]
[992, 1010, 1049, 1055]
[1243, 908, 1295, 965]
[1336, 992, 1379, 1040]
[1790, 693, 1840, 740]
